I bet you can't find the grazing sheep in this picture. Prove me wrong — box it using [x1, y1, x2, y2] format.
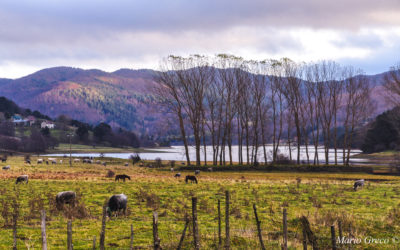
[139, 162, 144, 167]
[2, 165, 10, 170]
[1, 158, 6, 163]
[46, 161, 49, 165]
[59, 160, 63, 164]
[102, 162, 107, 166]
[25, 160, 31, 164]
[174, 173, 181, 178]
[195, 170, 200, 175]
[16, 175, 28, 184]
[354, 179, 365, 191]
[207, 167, 213, 172]
[56, 191, 76, 209]
[73, 159, 80, 163]
[51, 160, 57, 164]
[181, 162, 185, 166]
[107, 194, 127, 217]
[124, 162, 129, 167]
[37, 159, 43, 164]
[170, 168, 174, 172]
[96, 160, 101, 164]
[115, 174, 131, 182]
[185, 175, 198, 184]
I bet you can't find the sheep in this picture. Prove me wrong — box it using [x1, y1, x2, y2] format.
[195, 170, 200, 175]
[170, 168, 174, 172]
[2, 165, 10, 170]
[37, 159, 43, 164]
[73, 159, 80, 163]
[207, 167, 213, 172]
[106, 194, 127, 217]
[174, 173, 181, 178]
[354, 179, 365, 191]
[124, 162, 129, 167]
[16, 175, 28, 184]
[56, 191, 76, 209]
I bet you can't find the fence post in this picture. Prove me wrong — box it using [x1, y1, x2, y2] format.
[192, 197, 200, 250]
[67, 220, 73, 250]
[300, 216, 319, 250]
[282, 208, 287, 250]
[253, 204, 266, 250]
[41, 210, 47, 250]
[225, 190, 230, 250]
[177, 217, 190, 250]
[153, 212, 161, 250]
[218, 199, 221, 246]
[302, 227, 307, 250]
[331, 225, 336, 250]
[130, 224, 134, 250]
[12, 207, 17, 250]
[100, 204, 106, 250]
[92, 236, 96, 250]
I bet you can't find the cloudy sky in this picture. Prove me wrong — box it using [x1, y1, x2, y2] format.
[0, 0, 399, 78]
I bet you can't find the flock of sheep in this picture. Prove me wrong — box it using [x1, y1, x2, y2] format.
[2, 156, 366, 217]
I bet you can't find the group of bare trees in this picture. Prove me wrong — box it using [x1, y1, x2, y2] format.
[155, 55, 372, 166]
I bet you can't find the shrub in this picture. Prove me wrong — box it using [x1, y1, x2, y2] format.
[106, 170, 115, 178]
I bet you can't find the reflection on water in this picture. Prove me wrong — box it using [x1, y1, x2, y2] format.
[45, 145, 367, 165]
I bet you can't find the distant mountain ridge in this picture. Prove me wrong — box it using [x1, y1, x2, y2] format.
[0, 67, 168, 137]
[0, 66, 393, 137]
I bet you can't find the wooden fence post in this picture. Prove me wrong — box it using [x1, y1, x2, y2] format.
[12, 208, 17, 250]
[331, 225, 336, 250]
[41, 210, 47, 250]
[253, 204, 266, 250]
[300, 216, 319, 250]
[225, 190, 230, 250]
[153, 212, 161, 250]
[218, 199, 221, 246]
[100, 204, 106, 250]
[192, 197, 200, 250]
[92, 236, 96, 250]
[67, 220, 73, 250]
[302, 227, 307, 250]
[177, 217, 190, 250]
[282, 208, 287, 250]
[130, 224, 134, 250]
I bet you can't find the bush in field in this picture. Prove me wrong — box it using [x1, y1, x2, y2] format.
[155, 157, 162, 168]
[274, 153, 295, 165]
[130, 153, 141, 164]
[106, 170, 115, 178]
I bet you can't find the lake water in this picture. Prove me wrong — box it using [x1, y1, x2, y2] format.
[45, 145, 368, 165]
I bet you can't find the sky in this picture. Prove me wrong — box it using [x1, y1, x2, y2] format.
[0, 0, 399, 78]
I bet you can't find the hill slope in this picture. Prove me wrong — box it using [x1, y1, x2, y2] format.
[0, 67, 168, 136]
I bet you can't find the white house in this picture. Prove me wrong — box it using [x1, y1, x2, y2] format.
[41, 121, 55, 129]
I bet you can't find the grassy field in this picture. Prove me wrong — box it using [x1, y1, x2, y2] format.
[0, 156, 400, 249]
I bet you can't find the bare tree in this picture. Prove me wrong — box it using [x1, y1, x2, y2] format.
[279, 58, 304, 164]
[383, 64, 400, 106]
[155, 56, 192, 165]
[342, 67, 372, 165]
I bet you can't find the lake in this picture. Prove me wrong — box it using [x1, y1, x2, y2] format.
[45, 145, 369, 165]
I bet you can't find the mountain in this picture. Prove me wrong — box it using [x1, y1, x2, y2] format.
[0, 67, 394, 137]
[0, 67, 171, 137]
